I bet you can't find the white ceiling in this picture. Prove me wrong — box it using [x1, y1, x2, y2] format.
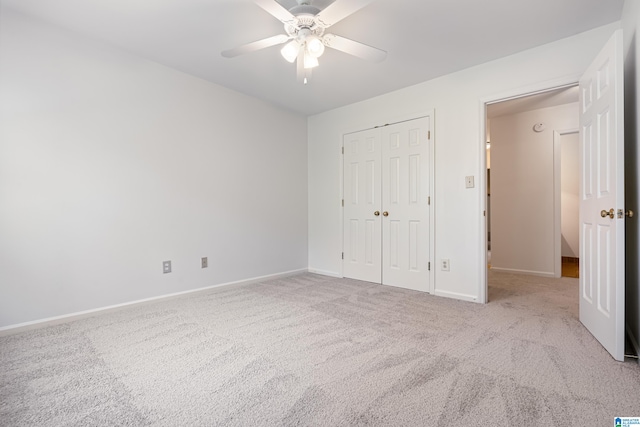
[1, 0, 624, 116]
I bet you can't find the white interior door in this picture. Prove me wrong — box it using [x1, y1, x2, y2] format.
[343, 128, 382, 283]
[579, 29, 625, 361]
[381, 118, 430, 291]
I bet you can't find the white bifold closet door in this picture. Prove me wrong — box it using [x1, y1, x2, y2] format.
[343, 117, 430, 292]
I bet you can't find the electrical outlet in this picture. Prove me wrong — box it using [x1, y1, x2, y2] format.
[441, 259, 450, 271]
[201, 257, 208, 268]
[163, 260, 172, 274]
[465, 176, 475, 188]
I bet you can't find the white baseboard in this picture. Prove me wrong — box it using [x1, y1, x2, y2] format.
[0, 268, 308, 336]
[434, 289, 479, 303]
[626, 323, 640, 365]
[307, 268, 342, 278]
[490, 267, 556, 278]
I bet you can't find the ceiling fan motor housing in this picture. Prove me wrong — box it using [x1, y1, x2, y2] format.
[284, 13, 325, 41]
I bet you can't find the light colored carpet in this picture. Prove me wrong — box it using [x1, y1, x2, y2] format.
[1, 271, 639, 426]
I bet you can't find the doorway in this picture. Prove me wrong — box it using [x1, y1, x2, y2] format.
[479, 30, 626, 362]
[485, 85, 579, 280]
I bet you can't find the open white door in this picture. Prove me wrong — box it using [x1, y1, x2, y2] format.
[579, 29, 625, 361]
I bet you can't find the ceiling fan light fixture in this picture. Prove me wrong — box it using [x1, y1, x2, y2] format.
[306, 36, 325, 58]
[280, 40, 300, 63]
[303, 52, 319, 69]
[222, 0, 388, 83]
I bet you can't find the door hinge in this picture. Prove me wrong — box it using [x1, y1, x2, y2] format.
[428, 196, 431, 205]
[428, 130, 431, 140]
[341, 146, 344, 154]
[483, 210, 486, 217]
[341, 199, 344, 207]
[428, 262, 431, 271]
[342, 252, 344, 260]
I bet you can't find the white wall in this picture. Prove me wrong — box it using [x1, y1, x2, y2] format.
[622, 0, 640, 355]
[560, 133, 580, 258]
[308, 23, 619, 302]
[0, 9, 308, 328]
[490, 103, 578, 276]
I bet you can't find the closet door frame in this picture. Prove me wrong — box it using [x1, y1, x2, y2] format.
[340, 110, 435, 294]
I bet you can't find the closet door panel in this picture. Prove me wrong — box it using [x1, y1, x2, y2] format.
[381, 118, 430, 291]
[343, 129, 382, 283]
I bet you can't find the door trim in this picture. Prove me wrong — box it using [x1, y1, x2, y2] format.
[553, 128, 579, 278]
[340, 110, 436, 293]
[478, 75, 581, 303]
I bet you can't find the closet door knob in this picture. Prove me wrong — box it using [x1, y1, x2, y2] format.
[374, 211, 380, 216]
[600, 209, 614, 218]
[382, 211, 389, 217]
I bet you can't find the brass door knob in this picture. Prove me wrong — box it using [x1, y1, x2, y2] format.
[627, 210, 635, 218]
[382, 211, 389, 217]
[601, 208, 615, 218]
[374, 211, 380, 216]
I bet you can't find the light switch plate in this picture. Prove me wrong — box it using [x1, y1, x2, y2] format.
[201, 257, 208, 268]
[465, 176, 475, 188]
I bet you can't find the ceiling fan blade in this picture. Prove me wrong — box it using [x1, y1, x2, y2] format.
[255, 0, 296, 25]
[323, 34, 386, 62]
[221, 34, 289, 58]
[315, 0, 376, 27]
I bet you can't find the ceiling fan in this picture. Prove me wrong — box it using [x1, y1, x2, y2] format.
[221, 0, 386, 83]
